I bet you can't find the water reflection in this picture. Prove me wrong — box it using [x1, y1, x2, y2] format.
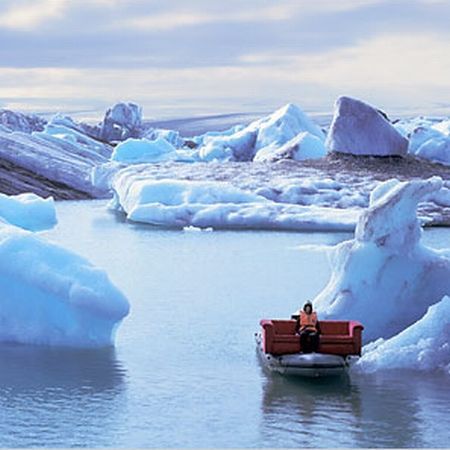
[259, 369, 435, 448]
[351, 372, 424, 448]
[0, 344, 127, 447]
[260, 371, 361, 447]
[0, 344, 126, 392]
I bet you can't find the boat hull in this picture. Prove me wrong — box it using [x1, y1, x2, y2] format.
[256, 333, 349, 378]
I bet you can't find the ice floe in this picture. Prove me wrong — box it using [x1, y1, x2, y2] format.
[0, 192, 56, 231]
[110, 174, 358, 231]
[0, 219, 129, 347]
[394, 115, 450, 166]
[357, 296, 450, 374]
[111, 137, 178, 164]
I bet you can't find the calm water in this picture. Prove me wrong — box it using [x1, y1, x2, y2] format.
[1, 200, 449, 448]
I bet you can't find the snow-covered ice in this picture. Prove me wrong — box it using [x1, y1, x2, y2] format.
[110, 173, 358, 230]
[0, 220, 129, 347]
[254, 131, 326, 162]
[415, 136, 450, 166]
[326, 96, 408, 156]
[357, 296, 450, 374]
[0, 192, 56, 231]
[314, 177, 450, 342]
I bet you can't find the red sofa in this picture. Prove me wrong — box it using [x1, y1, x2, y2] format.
[260, 319, 363, 356]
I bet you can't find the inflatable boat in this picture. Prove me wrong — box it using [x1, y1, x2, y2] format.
[256, 333, 351, 377]
[256, 318, 364, 378]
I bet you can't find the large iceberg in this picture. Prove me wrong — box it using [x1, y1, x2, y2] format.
[357, 296, 450, 374]
[314, 176, 450, 342]
[0, 221, 129, 347]
[326, 96, 408, 157]
[0, 128, 111, 198]
[110, 173, 358, 231]
[0, 192, 56, 231]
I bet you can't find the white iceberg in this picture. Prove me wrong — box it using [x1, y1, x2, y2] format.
[111, 173, 359, 231]
[432, 119, 450, 136]
[357, 296, 450, 374]
[111, 137, 178, 164]
[252, 103, 325, 157]
[198, 127, 256, 161]
[408, 126, 445, 154]
[314, 176, 450, 342]
[0, 192, 56, 231]
[196, 103, 325, 162]
[0, 222, 129, 347]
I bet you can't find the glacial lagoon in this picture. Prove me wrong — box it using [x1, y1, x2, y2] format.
[0, 200, 449, 448]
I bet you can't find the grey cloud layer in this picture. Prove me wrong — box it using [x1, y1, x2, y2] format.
[0, 0, 449, 117]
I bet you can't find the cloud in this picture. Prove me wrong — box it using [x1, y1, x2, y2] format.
[0, 0, 68, 30]
[120, 0, 386, 31]
[240, 32, 450, 89]
[2, 30, 449, 120]
[0, 0, 119, 31]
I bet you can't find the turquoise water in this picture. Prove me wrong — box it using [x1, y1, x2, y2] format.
[0, 200, 449, 447]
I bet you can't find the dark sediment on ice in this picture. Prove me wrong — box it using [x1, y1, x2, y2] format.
[0, 159, 92, 200]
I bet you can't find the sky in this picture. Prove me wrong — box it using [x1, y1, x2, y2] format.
[0, 0, 449, 120]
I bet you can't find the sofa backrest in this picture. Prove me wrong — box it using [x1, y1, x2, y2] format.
[268, 320, 352, 336]
[320, 321, 349, 335]
[271, 320, 297, 335]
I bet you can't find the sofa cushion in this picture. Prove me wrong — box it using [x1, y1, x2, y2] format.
[273, 335, 300, 343]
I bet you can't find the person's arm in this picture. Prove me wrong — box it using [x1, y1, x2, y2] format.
[316, 320, 321, 334]
[295, 316, 300, 334]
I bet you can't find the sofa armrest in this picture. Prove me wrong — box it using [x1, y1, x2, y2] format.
[260, 320, 274, 353]
[349, 321, 364, 355]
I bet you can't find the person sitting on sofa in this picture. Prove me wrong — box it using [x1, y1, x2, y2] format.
[295, 301, 320, 353]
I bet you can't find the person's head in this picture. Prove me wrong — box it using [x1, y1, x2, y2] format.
[303, 301, 313, 314]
